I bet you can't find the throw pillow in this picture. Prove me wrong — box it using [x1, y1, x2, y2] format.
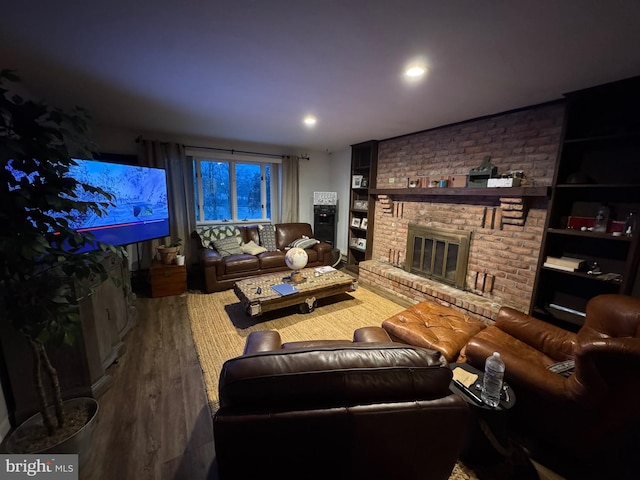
[197, 225, 242, 249]
[212, 236, 244, 257]
[258, 224, 278, 251]
[288, 237, 320, 250]
[241, 240, 267, 255]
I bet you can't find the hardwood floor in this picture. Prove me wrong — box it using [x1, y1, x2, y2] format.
[80, 294, 217, 480]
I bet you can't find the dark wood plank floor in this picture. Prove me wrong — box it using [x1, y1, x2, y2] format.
[80, 295, 217, 480]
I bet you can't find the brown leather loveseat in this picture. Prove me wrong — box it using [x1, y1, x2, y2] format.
[213, 327, 470, 480]
[194, 222, 333, 292]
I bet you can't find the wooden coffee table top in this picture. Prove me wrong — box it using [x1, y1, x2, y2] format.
[234, 268, 357, 316]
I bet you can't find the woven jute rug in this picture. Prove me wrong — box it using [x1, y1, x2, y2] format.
[187, 286, 479, 480]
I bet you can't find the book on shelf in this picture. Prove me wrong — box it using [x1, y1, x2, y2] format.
[543, 262, 576, 272]
[544, 256, 586, 269]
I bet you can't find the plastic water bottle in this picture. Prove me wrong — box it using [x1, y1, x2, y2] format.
[481, 352, 505, 407]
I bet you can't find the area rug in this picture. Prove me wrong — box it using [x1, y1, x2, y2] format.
[186, 286, 480, 480]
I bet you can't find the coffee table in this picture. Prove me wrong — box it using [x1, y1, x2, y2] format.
[234, 268, 358, 317]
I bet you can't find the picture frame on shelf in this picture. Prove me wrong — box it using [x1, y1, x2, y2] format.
[352, 175, 363, 188]
[351, 217, 361, 228]
[361, 177, 368, 188]
[361, 218, 368, 229]
[353, 199, 369, 210]
[350, 237, 359, 247]
[356, 238, 366, 249]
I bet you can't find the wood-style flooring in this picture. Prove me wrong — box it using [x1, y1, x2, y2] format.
[80, 294, 217, 480]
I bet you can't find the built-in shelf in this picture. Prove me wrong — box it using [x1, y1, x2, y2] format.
[547, 228, 634, 242]
[371, 186, 549, 197]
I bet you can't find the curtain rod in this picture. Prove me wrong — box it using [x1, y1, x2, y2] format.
[184, 144, 284, 159]
[136, 136, 309, 160]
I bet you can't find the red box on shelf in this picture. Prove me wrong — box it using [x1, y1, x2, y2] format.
[567, 216, 625, 233]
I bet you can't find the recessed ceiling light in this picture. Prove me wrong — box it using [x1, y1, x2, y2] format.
[405, 66, 426, 78]
[303, 115, 317, 126]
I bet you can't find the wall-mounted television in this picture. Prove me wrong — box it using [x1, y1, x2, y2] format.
[5, 156, 170, 251]
[66, 158, 170, 248]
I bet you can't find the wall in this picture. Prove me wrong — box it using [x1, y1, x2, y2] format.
[369, 103, 565, 313]
[331, 148, 353, 255]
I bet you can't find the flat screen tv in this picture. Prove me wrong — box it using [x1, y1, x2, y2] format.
[5, 156, 170, 250]
[66, 158, 170, 248]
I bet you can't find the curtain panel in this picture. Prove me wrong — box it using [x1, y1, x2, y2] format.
[141, 141, 196, 269]
[280, 155, 299, 222]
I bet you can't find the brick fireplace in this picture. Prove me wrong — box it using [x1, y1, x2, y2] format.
[357, 103, 564, 322]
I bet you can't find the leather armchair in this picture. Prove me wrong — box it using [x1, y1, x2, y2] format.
[213, 327, 469, 480]
[464, 294, 640, 473]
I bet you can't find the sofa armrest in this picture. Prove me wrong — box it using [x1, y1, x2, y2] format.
[496, 307, 577, 360]
[353, 326, 393, 343]
[243, 331, 283, 355]
[312, 241, 333, 264]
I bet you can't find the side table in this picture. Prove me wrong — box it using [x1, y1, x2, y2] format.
[150, 261, 187, 298]
[449, 363, 538, 479]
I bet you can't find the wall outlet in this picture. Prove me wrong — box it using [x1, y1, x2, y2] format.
[389, 178, 395, 183]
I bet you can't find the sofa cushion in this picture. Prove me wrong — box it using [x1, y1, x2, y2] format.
[258, 224, 278, 251]
[197, 225, 242, 249]
[241, 240, 267, 255]
[288, 237, 320, 249]
[225, 255, 260, 274]
[213, 236, 244, 257]
[258, 251, 286, 269]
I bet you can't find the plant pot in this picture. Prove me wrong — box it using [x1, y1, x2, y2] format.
[157, 245, 179, 265]
[4, 397, 99, 468]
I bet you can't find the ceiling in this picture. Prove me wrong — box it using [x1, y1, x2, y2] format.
[2, 1, 640, 153]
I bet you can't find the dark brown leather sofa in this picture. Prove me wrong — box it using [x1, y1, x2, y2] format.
[193, 223, 333, 292]
[213, 327, 470, 480]
[464, 294, 640, 477]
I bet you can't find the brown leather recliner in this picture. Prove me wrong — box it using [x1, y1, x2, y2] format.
[464, 294, 640, 474]
[213, 327, 469, 480]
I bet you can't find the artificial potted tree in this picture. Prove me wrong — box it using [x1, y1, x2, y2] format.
[0, 69, 124, 461]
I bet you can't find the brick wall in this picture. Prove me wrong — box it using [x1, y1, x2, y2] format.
[366, 103, 565, 314]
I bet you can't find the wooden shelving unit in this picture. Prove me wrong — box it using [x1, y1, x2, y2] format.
[531, 76, 640, 329]
[346, 140, 378, 273]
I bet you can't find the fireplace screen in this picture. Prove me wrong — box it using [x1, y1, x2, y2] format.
[405, 225, 471, 289]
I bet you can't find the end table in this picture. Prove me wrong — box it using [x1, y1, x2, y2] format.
[150, 260, 187, 298]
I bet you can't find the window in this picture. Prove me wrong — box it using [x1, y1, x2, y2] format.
[193, 156, 276, 223]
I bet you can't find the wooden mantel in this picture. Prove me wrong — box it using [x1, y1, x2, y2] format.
[370, 186, 549, 198]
